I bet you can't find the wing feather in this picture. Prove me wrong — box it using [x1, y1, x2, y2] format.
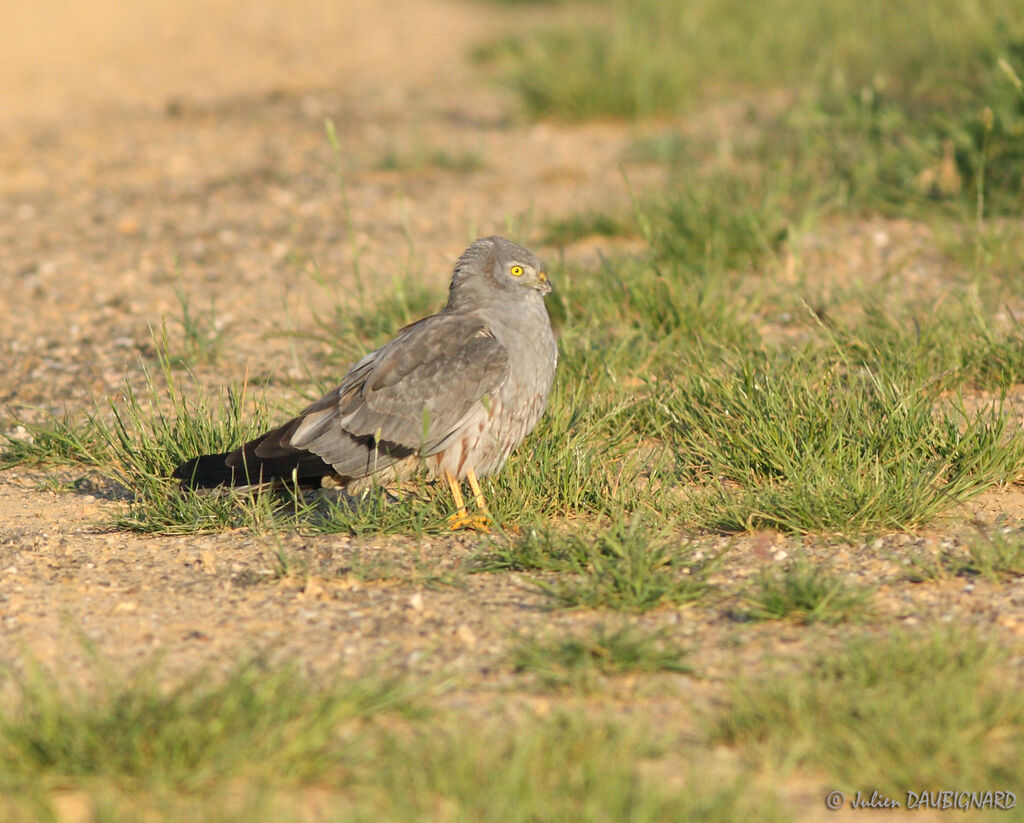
[289, 312, 509, 473]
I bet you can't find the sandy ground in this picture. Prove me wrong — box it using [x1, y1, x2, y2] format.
[2, 2, 1023, 819]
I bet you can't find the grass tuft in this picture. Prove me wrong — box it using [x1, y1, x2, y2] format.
[509, 623, 691, 690]
[312, 480, 459, 538]
[527, 516, 719, 612]
[644, 172, 791, 275]
[167, 291, 225, 368]
[742, 559, 871, 624]
[4, 332, 281, 534]
[2, 412, 106, 470]
[963, 527, 1024, 581]
[97, 345, 281, 534]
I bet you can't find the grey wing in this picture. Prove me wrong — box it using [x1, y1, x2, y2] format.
[282, 313, 510, 477]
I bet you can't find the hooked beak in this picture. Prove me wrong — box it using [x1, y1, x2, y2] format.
[535, 271, 552, 295]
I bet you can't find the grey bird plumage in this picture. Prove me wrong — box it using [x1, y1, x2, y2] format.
[173, 236, 558, 510]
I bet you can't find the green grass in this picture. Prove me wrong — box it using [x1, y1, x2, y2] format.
[742, 560, 871, 624]
[167, 290, 225, 368]
[344, 714, 782, 823]
[480, 0, 1024, 118]
[784, 77, 1024, 220]
[375, 146, 486, 174]
[484, 0, 1024, 221]
[0, 654, 418, 795]
[509, 623, 691, 690]
[310, 482, 455, 538]
[473, 523, 578, 573]
[642, 171, 793, 275]
[542, 210, 637, 246]
[2, 336, 285, 534]
[488, 517, 720, 611]
[659, 348, 1024, 533]
[963, 528, 1024, 580]
[1, 412, 104, 470]
[711, 629, 1024, 792]
[100, 350, 284, 533]
[830, 298, 1024, 390]
[473, 28, 685, 121]
[0, 651, 781, 823]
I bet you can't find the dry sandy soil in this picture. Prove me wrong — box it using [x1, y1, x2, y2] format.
[2, 2, 1024, 819]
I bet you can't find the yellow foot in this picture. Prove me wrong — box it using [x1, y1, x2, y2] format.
[448, 511, 492, 533]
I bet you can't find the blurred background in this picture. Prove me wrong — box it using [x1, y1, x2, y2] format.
[0, 0, 489, 122]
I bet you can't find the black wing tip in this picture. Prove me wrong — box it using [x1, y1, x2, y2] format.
[171, 452, 236, 488]
[172, 450, 337, 490]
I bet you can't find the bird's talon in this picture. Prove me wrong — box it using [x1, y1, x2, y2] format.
[447, 512, 492, 533]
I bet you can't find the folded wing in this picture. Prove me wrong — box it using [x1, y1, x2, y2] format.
[174, 312, 509, 487]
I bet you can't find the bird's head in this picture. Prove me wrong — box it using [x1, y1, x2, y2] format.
[447, 236, 551, 309]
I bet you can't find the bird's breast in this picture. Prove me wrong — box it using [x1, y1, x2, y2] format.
[492, 306, 557, 424]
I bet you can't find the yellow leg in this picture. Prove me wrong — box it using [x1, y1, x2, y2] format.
[466, 469, 492, 518]
[445, 470, 490, 533]
[445, 471, 468, 518]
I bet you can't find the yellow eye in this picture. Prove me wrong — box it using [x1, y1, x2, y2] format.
[510, 265, 524, 277]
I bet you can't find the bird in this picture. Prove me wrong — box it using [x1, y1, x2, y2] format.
[172, 236, 558, 531]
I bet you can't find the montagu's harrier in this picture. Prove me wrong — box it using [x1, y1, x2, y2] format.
[173, 236, 558, 530]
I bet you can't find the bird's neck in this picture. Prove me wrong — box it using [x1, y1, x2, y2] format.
[444, 283, 542, 315]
